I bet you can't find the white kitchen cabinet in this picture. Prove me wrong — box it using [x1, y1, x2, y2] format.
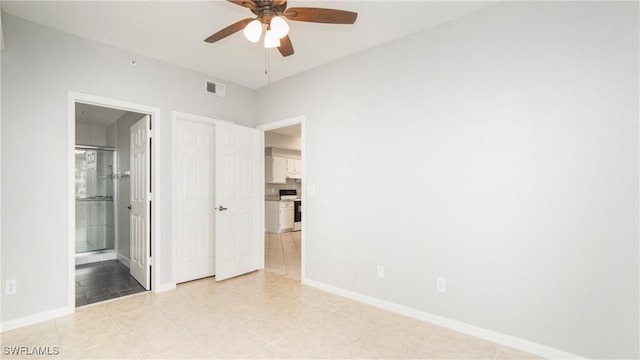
[286, 158, 302, 179]
[265, 155, 287, 184]
[265, 200, 294, 233]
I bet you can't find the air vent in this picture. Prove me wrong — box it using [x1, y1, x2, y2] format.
[206, 80, 226, 98]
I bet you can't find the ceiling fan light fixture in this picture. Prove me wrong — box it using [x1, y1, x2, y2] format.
[243, 19, 262, 43]
[264, 29, 281, 48]
[270, 16, 289, 39]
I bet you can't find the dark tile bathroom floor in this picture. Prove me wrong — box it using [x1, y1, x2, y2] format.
[75, 260, 146, 307]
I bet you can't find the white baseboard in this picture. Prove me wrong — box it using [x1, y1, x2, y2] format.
[75, 251, 116, 265]
[1, 281, 175, 333]
[302, 277, 583, 360]
[154, 283, 176, 293]
[116, 253, 130, 268]
[1, 307, 71, 333]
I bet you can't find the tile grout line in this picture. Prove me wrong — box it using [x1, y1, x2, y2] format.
[280, 233, 289, 277]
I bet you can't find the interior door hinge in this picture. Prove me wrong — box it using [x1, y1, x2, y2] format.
[147, 129, 153, 138]
[147, 192, 153, 201]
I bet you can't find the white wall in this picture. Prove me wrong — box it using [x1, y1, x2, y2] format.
[76, 122, 108, 147]
[256, 2, 639, 359]
[265, 132, 301, 150]
[1, 14, 256, 324]
[105, 121, 116, 148]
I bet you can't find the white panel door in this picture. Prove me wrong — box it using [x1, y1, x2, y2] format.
[215, 122, 263, 281]
[176, 119, 216, 283]
[130, 115, 150, 290]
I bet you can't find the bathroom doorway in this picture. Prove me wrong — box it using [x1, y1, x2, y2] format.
[74, 102, 147, 306]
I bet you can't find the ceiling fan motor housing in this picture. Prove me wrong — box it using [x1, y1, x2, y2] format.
[250, 1, 286, 24]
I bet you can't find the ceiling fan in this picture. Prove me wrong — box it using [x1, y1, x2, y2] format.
[204, 0, 358, 57]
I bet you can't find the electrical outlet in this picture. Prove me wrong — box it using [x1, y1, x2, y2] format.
[377, 265, 385, 278]
[5, 280, 17, 295]
[436, 277, 446, 293]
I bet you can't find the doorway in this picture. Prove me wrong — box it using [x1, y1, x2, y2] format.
[68, 93, 161, 310]
[74, 103, 148, 306]
[258, 116, 305, 281]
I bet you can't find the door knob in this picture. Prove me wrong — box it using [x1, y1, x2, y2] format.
[127, 205, 132, 210]
[218, 206, 228, 211]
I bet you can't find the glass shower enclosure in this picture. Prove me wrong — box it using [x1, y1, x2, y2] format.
[75, 147, 116, 258]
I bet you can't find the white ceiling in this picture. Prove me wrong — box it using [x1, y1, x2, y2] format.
[1, 1, 497, 89]
[76, 103, 128, 126]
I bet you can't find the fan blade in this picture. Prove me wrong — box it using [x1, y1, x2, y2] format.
[227, 0, 256, 9]
[284, 7, 357, 24]
[204, 18, 254, 44]
[278, 35, 294, 57]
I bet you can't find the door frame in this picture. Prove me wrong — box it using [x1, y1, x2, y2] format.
[170, 111, 233, 285]
[257, 115, 306, 281]
[67, 92, 162, 312]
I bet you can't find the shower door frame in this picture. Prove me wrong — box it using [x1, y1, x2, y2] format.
[74, 145, 118, 261]
[67, 92, 163, 314]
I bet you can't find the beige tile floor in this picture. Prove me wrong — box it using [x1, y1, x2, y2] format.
[1, 259, 541, 359]
[264, 231, 301, 280]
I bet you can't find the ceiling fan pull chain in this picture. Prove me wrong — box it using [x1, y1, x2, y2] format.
[265, 48, 272, 84]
